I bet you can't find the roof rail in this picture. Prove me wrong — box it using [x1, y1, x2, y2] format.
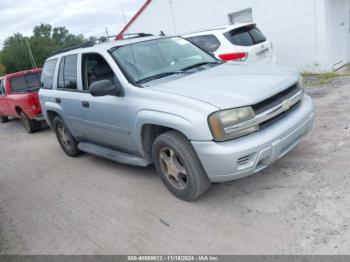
[50, 41, 96, 56]
[50, 33, 154, 56]
[116, 33, 153, 40]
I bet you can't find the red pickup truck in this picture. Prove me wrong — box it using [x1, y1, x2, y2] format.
[0, 69, 44, 133]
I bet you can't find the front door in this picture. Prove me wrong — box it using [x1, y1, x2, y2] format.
[80, 53, 136, 153]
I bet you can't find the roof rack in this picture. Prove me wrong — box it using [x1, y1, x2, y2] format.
[116, 33, 153, 40]
[50, 33, 154, 56]
[50, 41, 96, 56]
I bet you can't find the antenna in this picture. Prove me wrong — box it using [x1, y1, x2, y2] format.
[169, 0, 177, 34]
[122, 11, 138, 78]
[25, 39, 37, 69]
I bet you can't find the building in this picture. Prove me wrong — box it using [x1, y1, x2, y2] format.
[117, 0, 350, 73]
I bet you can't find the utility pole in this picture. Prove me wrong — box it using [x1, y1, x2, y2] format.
[25, 39, 37, 69]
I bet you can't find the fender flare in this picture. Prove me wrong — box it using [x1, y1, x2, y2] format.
[133, 110, 194, 154]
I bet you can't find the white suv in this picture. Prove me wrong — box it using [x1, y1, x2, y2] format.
[183, 23, 276, 63]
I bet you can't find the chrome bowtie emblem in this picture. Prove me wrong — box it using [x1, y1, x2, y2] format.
[282, 100, 293, 111]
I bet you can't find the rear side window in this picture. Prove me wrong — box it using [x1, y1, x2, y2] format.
[224, 25, 266, 46]
[10, 72, 42, 93]
[186, 35, 221, 53]
[58, 55, 78, 90]
[42, 59, 57, 89]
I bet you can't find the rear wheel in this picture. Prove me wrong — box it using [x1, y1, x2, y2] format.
[20, 112, 38, 133]
[152, 131, 211, 201]
[0, 116, 9, 123]
[53, 116, 81, 157]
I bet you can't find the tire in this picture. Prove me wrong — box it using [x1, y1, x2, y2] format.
[53, 115, 81, 157]
[20, 112, 38, 133]
[0, 116, 9, 123]
[152, 130, 211, 201]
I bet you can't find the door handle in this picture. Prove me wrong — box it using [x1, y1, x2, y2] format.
[55, 98, 61, 104]
[82, 101, 90, 108]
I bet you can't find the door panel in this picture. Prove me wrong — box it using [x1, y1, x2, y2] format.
[80, 93, 136, 153]
[41, 89, 85, 138]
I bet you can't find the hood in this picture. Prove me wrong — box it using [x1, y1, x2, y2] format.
[145, 63, 299, 110]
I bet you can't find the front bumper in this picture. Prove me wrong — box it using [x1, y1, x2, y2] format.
[192, 95, 315, 182]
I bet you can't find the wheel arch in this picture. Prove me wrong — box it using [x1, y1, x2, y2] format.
[134, 110, 195, 162]
[14, 106, 23, 116]
[42, 102, 65, 127]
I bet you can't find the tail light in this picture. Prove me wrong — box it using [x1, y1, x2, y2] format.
[219, 53, 248, 61]
[29, 97, 39, 110]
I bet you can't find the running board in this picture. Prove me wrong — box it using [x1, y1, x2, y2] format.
[78, 142, 150, 167]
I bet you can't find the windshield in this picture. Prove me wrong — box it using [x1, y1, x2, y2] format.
[110, 37, 219, 84]
[10, 72, 42, 93]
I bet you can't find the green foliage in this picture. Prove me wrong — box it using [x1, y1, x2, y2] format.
[0, 23, 88, 74]
[0, 63, 6, 76]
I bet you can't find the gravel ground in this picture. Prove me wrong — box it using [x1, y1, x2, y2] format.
[0, 77, 350, 255]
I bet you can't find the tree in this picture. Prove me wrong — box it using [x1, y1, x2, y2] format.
[0, 24, 88, 74]
[0, 34, 32, 73]
[0, 63, 6, 76]
[33, 24, 52, 38]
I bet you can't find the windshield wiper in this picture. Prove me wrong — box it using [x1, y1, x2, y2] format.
[136, 71, 190, 84]
[180, 61, 222, 72]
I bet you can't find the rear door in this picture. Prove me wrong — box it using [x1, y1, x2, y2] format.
[47, 54, 85, 138]
[224, 25, 274, 63]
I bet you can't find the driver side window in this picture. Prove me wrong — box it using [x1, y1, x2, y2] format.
[82, 53, 116, 90]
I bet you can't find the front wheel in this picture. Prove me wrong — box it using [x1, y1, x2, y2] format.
[152, 131, 211, 201]
[53, 116, 81, 157]
[20, 112, 38, 133]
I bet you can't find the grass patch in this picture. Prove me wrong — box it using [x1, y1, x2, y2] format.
[302, 72, 339, 79]
[302, 72, 342, 86]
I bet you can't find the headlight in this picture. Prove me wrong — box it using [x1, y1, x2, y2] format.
[298, 76, 305, 91]
[208, 106, 259, 142]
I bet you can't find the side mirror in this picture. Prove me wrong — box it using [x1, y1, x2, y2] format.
[89, 79, 124, 97]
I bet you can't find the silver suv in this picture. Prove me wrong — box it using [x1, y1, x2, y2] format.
[39, 36, 315, 201]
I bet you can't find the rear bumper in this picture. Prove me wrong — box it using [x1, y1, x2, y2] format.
[33, 114, 44, 121]
[24, 108, 43, 121]
[192, 95, 315, 182]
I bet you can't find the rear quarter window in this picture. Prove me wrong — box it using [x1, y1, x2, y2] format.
[10, 72, 42, 93]
[10, 76, 27, 93]
[42, 59, 58, 89]
[224, 25, 267, 46]
[186, 35, 221, 53]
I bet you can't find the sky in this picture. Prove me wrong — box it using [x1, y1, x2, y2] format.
[0, 0, 145, 48]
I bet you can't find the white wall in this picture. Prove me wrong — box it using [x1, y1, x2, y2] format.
[321, 0, 350, 71]
[127, 0, 350, 72]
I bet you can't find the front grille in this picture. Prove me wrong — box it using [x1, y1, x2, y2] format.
[253, 84, 300, 115]
[259, 101, 300, 130]
[252, 84, 302, 130]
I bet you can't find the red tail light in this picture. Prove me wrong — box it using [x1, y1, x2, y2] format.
[29, 97, 39, 110]
[219, 53, 247, 61]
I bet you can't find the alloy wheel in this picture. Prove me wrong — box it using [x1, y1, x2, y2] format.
[159, 147, 188, 190]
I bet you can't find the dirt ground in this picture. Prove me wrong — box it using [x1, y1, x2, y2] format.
[0, 77, 350, 255]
